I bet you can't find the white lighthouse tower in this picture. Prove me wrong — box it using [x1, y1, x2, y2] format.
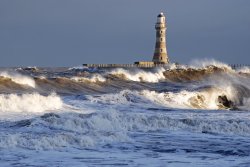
[152, 12, 169, 64]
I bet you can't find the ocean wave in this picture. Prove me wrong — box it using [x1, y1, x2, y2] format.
[237, 66, 250, 74]
[68, 66, 99, 73]
[1, 60, 250, 95]
[189, 59, 233, 71]
[71, 74, 106, 83]
[0, 93, 63, 113]
[1, 109, 250, 150]
[108, 67, 166, 83]
[84, 81, 250, 110]
[0, 71, 36, 88]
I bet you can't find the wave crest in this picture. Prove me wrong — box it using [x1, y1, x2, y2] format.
[71, 74, 106, 83]
[1, 109, 250, 150]
[0, 71, 35, 88]
[108, 67, 166, 83]
[0, 93, 63, 113]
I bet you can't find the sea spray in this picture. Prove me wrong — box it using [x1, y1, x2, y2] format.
[0, 93, 63, 113]
[84, 84, 250, 110]
[0, 71, 36, 88]
[71, 74, 106, 83]
[189, 59, 233, 70]
[1, 108, 250, 150]
[108, 67, 166, 83]
[237, 66, 250, 74]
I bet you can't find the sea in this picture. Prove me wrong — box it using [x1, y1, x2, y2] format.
[0, 60, 250, 167]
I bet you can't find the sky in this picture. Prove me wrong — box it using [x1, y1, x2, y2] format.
[0, 0, 250, 67]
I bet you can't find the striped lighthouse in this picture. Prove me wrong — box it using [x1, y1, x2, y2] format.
[152, 12, 169, 64]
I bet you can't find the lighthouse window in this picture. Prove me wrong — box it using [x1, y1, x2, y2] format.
[160, 38, 163, 41]
[160, 31, 163, 34]
[160, 49, 163, 52]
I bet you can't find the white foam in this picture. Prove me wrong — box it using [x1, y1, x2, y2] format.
[0, 71, 36, 88]
[237, 66, 250, 74]
[1, 105, 250, 150]
[68, 66, 89, 70]
[189, 59, 233, 70]
[0, 91, 250, 151]
[37, 75, 47, 80]
[153, 87, 233, 110]
[84, 85, 239, 110]
[0, 93, 63, 113]
[146, 88, 226, 109]
[108, 67, 166, 83]
[71, 74, 106, 83]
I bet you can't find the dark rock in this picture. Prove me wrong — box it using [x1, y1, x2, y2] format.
[217, 95, 235, 109]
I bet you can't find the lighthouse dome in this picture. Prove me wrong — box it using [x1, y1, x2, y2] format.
[158, 12, 164, 17]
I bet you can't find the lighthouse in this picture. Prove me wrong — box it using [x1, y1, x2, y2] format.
[84, 12, 171, 68]
[152, 12, 169, 64]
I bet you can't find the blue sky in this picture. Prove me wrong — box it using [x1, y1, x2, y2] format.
[0, 0, 250, 67]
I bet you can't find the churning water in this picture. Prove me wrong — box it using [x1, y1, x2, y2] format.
[1, 61, 250, 166]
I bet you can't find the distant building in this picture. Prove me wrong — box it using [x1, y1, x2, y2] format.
[152, 12, 169, 64]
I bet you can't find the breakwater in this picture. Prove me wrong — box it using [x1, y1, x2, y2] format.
[82, 63, 168, 68]
[229, 64, 250, 69]
[83, 63, 250, 69]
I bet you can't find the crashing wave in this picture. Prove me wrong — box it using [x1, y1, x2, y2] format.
[68, 66, 99, 73]
[1, 60, 250, 96]
[71, 74, 106, 83]
[0, 71, 36, 88]
[0, 93, 63, 113]
[108, 67, 166, 83]
[1, 108, 250, 150]
[85, 83, 250, 110]
[237, 66, 250, 74]
[189, 59, 233, 71]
